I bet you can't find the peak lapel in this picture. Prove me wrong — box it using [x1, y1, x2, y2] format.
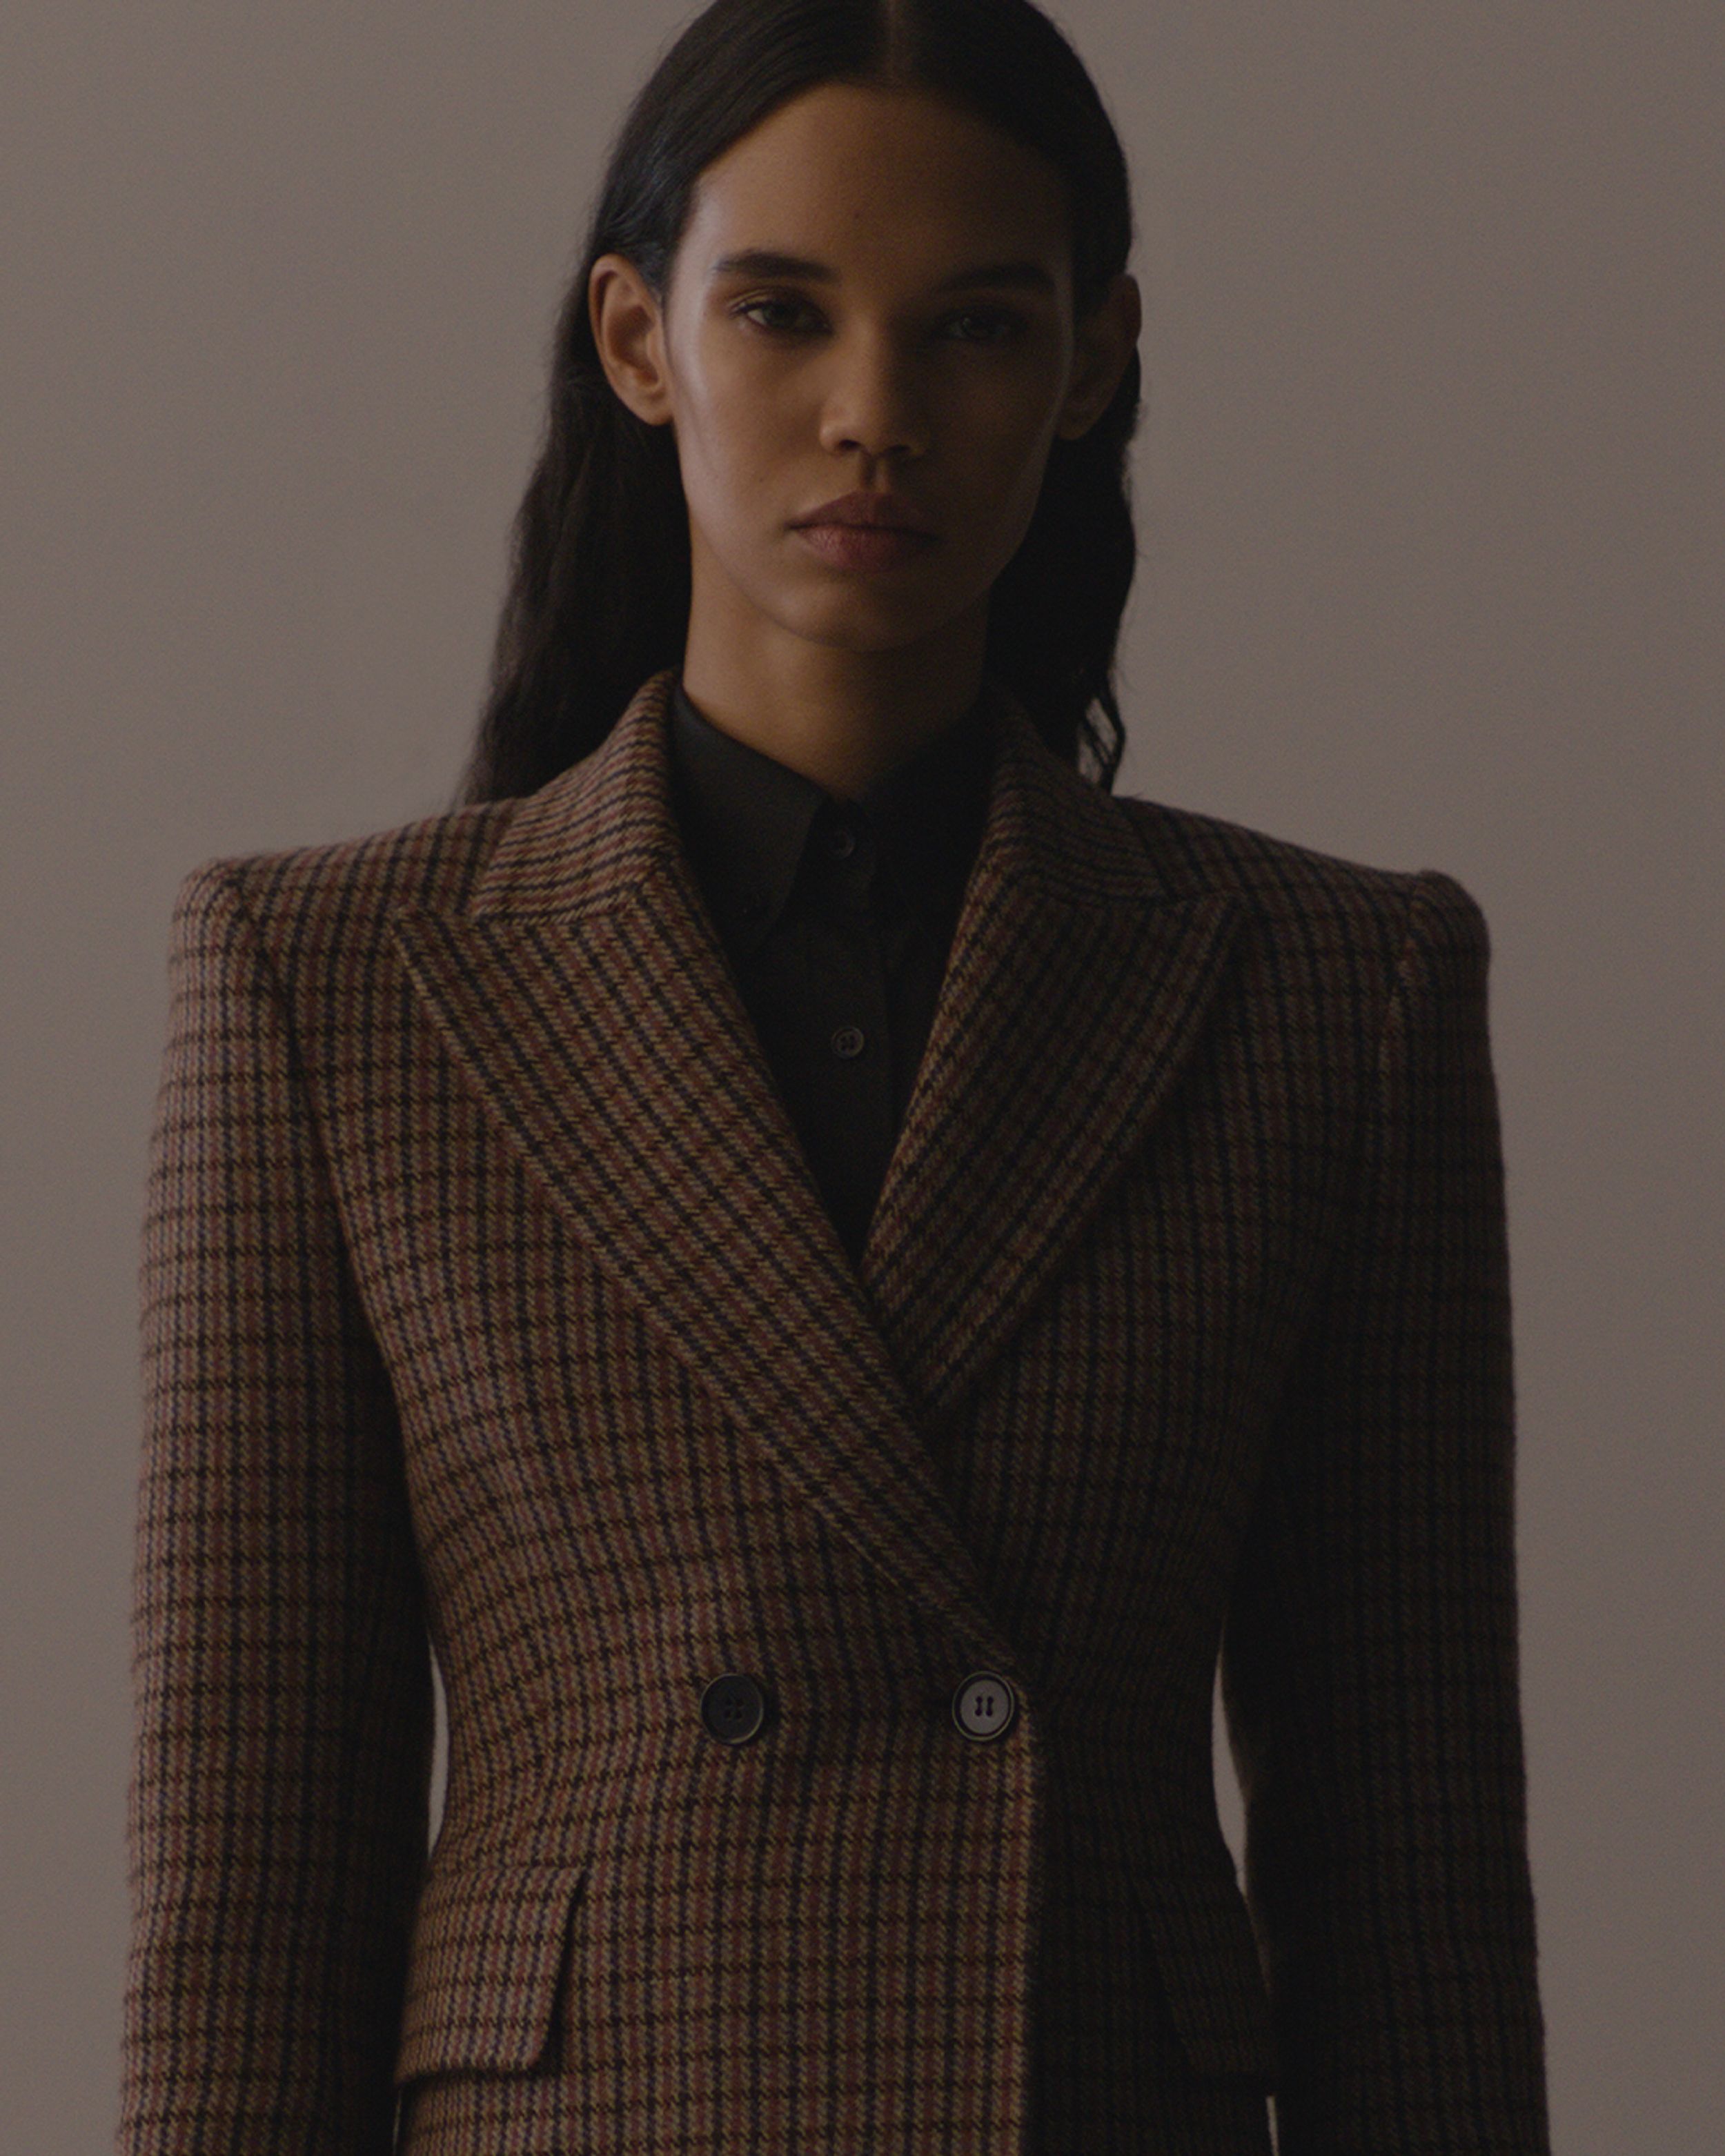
[389, 670, 1000, 1641]
[857, 693, 1244, 1425]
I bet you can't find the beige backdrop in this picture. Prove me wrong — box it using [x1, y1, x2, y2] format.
[3, 6, 1719, 2152]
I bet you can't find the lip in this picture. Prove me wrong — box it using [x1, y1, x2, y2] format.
[793, 522, 938, 573]
[790, 489, 940, 535]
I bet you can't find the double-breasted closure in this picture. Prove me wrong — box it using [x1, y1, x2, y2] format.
[120, 666, 1549, 2155]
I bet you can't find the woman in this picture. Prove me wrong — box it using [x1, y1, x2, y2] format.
[119, 2, 1550, 2151]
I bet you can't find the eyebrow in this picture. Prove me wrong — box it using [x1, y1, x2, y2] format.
[707, 248, 1056, 295]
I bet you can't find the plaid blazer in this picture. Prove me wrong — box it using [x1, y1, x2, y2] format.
[120, 666, 1549, 2155]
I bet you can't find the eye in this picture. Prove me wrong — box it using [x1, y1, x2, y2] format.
[733, 295, 818, 335]
[943, 307, 1028, 345]
[731, 295, 1031, 346]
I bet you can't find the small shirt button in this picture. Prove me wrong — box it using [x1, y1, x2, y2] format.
[825, 822, 858, 859]
[830, 1025, 867, 1059]
[701, 1672, 769, 1745]
[952, 1670, 1018, 1742]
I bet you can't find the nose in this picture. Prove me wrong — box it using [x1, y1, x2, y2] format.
[816, 326, 930, 462]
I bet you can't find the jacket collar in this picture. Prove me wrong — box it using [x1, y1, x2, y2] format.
[391, 667, 1242, 1654]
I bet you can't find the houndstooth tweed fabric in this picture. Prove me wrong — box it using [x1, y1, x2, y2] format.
[119, 666, 1549, 2153]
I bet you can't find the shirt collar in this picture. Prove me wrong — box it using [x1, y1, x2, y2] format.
[667, 675, 998, 951]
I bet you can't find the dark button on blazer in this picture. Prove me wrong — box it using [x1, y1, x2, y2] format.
[120, 667, 1550, 2155]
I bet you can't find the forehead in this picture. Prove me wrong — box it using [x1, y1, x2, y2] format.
[684, 81, 1070, 281]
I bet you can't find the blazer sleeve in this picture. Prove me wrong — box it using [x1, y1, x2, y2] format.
[1219, 870, 1550, 2154]
[119, 862, 435, 2155]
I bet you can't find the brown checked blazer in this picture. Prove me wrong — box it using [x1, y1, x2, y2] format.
[120, 666, 1550, 2155]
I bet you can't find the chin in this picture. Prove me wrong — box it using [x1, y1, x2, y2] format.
[786, 571, 965, 639]
[792, 606, 956, 657]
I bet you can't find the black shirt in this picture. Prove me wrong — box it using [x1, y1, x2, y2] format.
[667, 675, 1000, 1268]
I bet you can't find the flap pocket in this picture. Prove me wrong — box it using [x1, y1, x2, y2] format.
[1128, 1853, 1277, 2081]
[392, 1855, 590, 2085]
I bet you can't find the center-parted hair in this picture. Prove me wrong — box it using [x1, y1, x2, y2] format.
[458, 0, 1141, 806]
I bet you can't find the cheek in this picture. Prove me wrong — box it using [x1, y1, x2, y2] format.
[985, 374, 1065, 465]
[952, 400, 1062, 550]
[678, 348, 792, 493]
[938, 360, 1061, 477]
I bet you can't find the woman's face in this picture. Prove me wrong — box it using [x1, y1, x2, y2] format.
[590, 81, 1139, 664]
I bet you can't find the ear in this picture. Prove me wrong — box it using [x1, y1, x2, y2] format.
[589, 253, 676, 428]
[1054, 271, 1142, 441]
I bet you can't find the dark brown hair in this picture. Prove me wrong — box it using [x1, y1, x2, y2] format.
[457, 0, 1141, 804]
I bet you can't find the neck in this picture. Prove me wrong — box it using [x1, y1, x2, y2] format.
[678, 609, 991, 801]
